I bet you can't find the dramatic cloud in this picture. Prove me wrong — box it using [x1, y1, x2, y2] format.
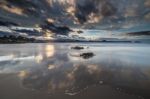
[145, 0, 150, 7]
[0, 0, 149, 29]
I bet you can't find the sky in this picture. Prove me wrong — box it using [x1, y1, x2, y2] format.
[0, 0, 150, 40]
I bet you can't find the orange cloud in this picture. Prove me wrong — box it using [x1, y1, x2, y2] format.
[0, 4, 24, 15]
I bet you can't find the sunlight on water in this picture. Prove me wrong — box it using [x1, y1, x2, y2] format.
[45, 44, 55, 58]
[35, 54, 43, 63]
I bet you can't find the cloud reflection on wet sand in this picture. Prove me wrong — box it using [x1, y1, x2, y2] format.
[0, 43, 150, 99]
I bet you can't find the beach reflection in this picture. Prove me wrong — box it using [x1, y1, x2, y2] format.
[45, 44, 55, 58]
[0, 43, 150, 98]
[0, 44, 55, 73]
[21, 64, 102, 95]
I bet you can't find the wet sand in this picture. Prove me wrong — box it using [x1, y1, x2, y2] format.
[0, 43, 150, 99]
[0, 74, 140, 99]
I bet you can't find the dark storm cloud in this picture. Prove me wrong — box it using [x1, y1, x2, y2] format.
[69, 0, 117, 24]
[74, 0, 100, 24]
[0, 0, 149, 29]
[40, 19, 73, 36]
[51, 0, 149, 28]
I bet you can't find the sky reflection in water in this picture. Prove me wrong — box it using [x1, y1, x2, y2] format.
[0, 43, 150, 98]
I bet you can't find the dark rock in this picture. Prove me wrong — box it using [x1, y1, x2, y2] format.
[77, 30, 83, 34]
[80, 52, 95, 59]
[71, 46, 84, 50]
